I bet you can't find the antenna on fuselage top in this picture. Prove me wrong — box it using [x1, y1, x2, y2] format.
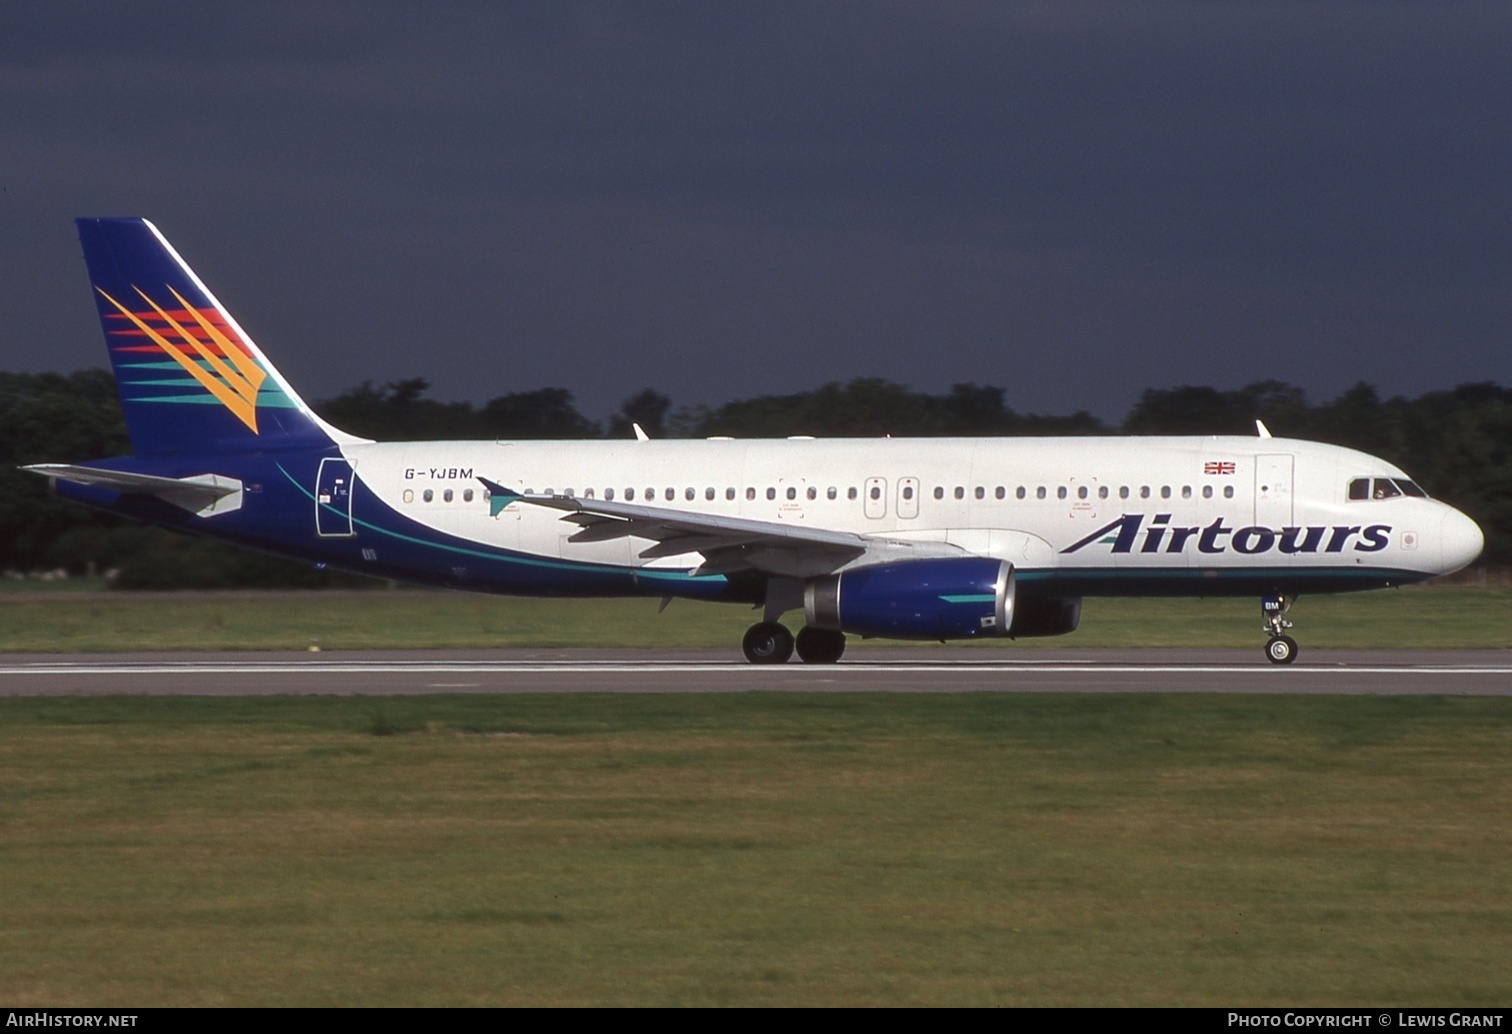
[632, 423, 650, 441]
[1256, 420, 1273, 439]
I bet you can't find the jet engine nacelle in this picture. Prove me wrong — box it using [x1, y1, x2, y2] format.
[804, 558, 1015, 640]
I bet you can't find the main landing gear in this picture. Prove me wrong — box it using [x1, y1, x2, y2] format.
[740, 622, 846, 664]
[795, 626, 846, 664]
[1262, 594, 1298, 665]
[741, 622, 793, 664]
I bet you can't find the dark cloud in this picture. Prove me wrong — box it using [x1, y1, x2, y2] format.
[3, 1, 1509, 425]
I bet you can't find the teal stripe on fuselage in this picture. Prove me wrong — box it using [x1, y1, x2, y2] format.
[277, 463, 730, 588]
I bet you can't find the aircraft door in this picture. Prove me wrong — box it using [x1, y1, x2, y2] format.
[897, 477, 920, 519]
[1255, 454, 1294, 528]
[316, 457, 356, 537]
[864, 477, 888, 519]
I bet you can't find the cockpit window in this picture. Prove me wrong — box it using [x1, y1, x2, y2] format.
[1351, 476, 1429, 501]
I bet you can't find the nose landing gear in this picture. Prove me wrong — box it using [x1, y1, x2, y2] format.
[1262, 594, 1298, 665]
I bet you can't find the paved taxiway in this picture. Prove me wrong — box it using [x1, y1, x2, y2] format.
[0, 649, 1509, 695]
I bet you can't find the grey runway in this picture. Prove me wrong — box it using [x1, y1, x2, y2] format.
[0, 649, 1509, 695]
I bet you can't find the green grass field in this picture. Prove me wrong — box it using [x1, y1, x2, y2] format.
[2, 692, 1510, 1006]
[2, 586, 1506, 1004]
[1, 584, 1508, 652]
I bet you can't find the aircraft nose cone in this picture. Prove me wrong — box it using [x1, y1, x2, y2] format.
[1438, 507, 1484, 574]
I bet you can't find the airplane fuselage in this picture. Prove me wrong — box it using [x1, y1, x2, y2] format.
[62, 433, 1481, 605]
[37, 218, 1487, 664]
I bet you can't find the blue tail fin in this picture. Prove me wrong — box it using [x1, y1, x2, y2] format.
[76, 218, 351, 456]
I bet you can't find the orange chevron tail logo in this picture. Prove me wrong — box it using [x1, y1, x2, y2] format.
[97, 285, 267, 433]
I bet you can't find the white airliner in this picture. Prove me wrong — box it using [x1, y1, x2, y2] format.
[29, 219, 1485, 664]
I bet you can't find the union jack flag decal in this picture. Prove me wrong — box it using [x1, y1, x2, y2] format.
[1204, 461, 1236, 475]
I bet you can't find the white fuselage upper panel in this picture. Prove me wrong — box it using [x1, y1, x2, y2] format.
[338, 435, 1480, 582]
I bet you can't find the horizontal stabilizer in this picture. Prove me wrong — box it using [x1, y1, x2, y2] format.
[25, 464, 243, 517]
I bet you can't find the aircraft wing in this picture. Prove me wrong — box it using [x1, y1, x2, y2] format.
[25, 464, 243, 517]
[478, 477, 964, 578]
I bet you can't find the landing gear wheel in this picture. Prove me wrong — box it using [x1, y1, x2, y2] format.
[1266, 635, 1298, 665]
[795, 626, 846, 664]
[742, 622, 794, 664]
[1261, 594, 1298, 666]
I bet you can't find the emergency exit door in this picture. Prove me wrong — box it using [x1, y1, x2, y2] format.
[1254, 454, 1294, 528]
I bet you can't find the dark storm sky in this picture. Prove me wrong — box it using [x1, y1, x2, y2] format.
[3, 1, 1509, 425]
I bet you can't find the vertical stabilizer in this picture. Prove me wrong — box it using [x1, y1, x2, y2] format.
[76, 218, 358, 455]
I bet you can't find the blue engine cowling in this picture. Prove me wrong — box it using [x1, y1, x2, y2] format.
[804, 558, 1015, 640]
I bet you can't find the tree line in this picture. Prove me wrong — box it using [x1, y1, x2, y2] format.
[2, 370, 1505, 587]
